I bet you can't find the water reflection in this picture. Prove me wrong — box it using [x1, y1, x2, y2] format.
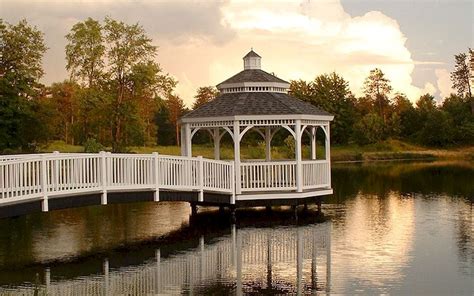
[0, 161, 472, 294]
[0, 217, 332, 295]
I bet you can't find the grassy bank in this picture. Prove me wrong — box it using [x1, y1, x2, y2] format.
[40, 140, 474, 162]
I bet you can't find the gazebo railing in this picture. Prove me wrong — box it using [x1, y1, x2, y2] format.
[302, 160, 331, 189]
[240, 161, 297, 191]
[240, 160, 330, 192]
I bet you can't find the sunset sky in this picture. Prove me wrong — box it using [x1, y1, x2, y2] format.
[1, 0, 472, 106]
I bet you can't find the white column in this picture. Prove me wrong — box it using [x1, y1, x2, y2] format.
[180, 125, 186, 156]
[265, 127, 272, 161]
[198, 156, 204, 202]
[185, 124, 192, 157]
[325, 124, 330, 161]
[295, 120, 303, 192]
[214, 128, 220, 160]
[310, 126, 317, 160]
[325, 124, 331, 187]
[233, 121, 241, 194]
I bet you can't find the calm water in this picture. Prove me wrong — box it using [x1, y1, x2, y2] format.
[0, 161, 472, 295]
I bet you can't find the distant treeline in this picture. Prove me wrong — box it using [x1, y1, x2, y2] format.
[0, 18, 473, 153]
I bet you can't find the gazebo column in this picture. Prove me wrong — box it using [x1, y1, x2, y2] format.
[180, 124, 186, 156]
[213, 128, 220, 160]
[184, 123, 192, 157]
[325, 124, 330, 161]
[295, 120, 303, 192]
[325, 124, 331, 187]
[310, 126, 317, 160]
[265, 127, 272, 161]
[233, 121, 241, 194]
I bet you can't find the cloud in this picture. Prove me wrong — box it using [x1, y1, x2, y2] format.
[435, 68, 454, 100]
[1, 0, 441, 106]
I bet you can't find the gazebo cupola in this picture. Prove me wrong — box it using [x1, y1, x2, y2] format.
[243, 49, 261, 69]
[180, 50, 334, 201]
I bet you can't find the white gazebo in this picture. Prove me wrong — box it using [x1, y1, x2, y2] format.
[180, 50, 334, 202]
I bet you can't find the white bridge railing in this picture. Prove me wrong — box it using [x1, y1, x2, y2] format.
[0, 153, 330, 209]
[0, 153, 234, 208]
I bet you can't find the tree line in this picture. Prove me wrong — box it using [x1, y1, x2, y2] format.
[0, 18, 473, 153]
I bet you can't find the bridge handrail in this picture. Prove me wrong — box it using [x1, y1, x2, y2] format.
[0, 152, 235, 208]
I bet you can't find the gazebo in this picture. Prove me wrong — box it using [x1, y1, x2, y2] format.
[180, 50, 334, 202]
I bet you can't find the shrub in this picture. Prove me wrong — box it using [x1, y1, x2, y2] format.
[83, 138, 105, 153]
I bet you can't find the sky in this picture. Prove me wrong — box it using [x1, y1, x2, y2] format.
[1, 0, 472, 107]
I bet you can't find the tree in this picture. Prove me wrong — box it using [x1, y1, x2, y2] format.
[65, 18, 105, 87]
[290, 73, 355, 144]
[166, 94, 187, 145]
[103, 17, 158, 151]
[392, 93, 418, 138]
[155, 98, 174, 145]
[49, 81, 81, 144]
[0, 19, 47, 152]
[451, 49, 473, 114]
[442, 94, 474, 144]
[352, 113, 385, 145]
[193, 86, 218, 110]
[363, 68, 392, 123]
[311, 73, 355, 144]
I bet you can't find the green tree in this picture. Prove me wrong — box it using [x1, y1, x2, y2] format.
[103, 17, 158, 151]
[290, 73, 355, 144]
[166, 94, 187, 145]
[65, 18, 105, 87]
[392, 93, 418, 138]
[451, 49, 473, 114]
[352, 113, 385, 145]
[65, 17, 174, 151]
[442, 94, 474, 144]
[193, 86, 219, 110]
[49, 81, 81, 144]
[363, 68, 392, 124]
[0, 19, 47, 152]
[155, 98, 174, 145]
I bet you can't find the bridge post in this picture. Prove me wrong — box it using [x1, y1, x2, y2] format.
[40, 155, 49, 212]
[198, 156, 204, 202]
[153, 152, 160, 202]
[100, 151, 107, 205]
[53, 151, 59, 192]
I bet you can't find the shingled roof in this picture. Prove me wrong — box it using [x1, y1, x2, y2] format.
[217, 69, 289, 87]
[182, 92, 332, 119]
[243, 50, 261, 58]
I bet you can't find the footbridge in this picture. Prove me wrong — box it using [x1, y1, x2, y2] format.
[0, 152, 332, 218]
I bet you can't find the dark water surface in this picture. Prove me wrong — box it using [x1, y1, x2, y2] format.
[0, 161, 472, 295]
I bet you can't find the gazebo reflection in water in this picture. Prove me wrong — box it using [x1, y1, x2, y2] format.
[2, 220, 332, 295]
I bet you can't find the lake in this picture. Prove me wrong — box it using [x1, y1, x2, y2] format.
[0, 160, 472, 295]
